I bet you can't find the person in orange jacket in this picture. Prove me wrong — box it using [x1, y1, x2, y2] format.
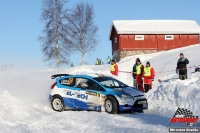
[110, 59, 118, 76]
[135, 59, 144, 92]
[142, 61, 155, 93]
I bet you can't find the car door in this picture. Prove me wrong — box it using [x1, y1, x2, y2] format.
[59, 77, 76, 109]
[73, 77, 105, 110]
[85, 79, 105, 111]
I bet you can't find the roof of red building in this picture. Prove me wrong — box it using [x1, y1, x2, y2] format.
[109, 20, 200, 39]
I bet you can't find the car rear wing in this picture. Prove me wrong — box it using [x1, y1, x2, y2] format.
[51, 74, 71, 79]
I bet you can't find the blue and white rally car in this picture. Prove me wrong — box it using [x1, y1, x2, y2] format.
[49, 74, 148, 114]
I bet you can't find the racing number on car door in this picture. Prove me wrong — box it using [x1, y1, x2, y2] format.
[74, 78, 102, 110]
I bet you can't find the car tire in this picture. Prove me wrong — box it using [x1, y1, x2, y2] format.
[105, 96, 118, 114]
[51, 96, 64, 112]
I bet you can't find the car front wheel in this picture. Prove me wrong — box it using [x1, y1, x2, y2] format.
[51, 96, 64, 112]
[105, 96, 118, 114]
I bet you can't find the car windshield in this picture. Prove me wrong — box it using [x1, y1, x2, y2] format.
[93, 77, 129, 88]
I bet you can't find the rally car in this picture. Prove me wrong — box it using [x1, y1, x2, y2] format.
[49, 74, 148, 114]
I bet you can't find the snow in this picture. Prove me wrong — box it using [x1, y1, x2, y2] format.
[110, 20, 200, 36]
[1, 44, 200, 132]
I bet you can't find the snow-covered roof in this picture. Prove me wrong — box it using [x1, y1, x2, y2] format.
[109, 20, 200, 39]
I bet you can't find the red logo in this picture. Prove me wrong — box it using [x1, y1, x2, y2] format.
[169, 108, 199, 127]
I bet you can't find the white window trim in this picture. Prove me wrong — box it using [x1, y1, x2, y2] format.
[135, 35, 144, 40]
[115, 37, 117, 43]
[165, 35, 174, 40]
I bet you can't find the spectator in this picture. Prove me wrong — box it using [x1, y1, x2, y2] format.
[107, 56, 111, 64]
[98, 58, 102, 65]
[142, 61, 155, 93]
[95, 58, 99, 65]
[110, 59, 118, 76]
[135, 59, 144, 92]
[176, 53, 189, 80]
[132, 58, 140, 88]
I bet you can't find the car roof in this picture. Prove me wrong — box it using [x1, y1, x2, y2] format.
[53, 73, 106, 80]
[70, 75, 94, 78]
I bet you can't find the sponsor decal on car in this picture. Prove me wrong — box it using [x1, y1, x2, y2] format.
[69, 78, 73, 83]
[66, 91, 88, 100]
[86, 90, 100, 97]
[61, 78, 74, 85]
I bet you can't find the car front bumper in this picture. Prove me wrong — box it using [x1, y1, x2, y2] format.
[118, 99, 148, 111]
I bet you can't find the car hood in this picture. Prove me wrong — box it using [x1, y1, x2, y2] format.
[115, 87, 145, 97]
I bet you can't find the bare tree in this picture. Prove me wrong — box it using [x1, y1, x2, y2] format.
[39, 0, 70, 73]
[65, 1, 99, 65]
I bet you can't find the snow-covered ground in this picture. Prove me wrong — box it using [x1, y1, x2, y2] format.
[0, 44, 200, 133]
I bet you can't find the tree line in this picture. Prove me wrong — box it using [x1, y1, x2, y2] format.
[39, 0, 99, 73]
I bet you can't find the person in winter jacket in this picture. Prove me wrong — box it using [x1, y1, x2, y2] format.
[142, 61, 155, 93]
[98, 59, 102, 65]
[110, 59, 118, 76]
[107, 56, 111, 64]
[176, 53, 189, 80]
[132, 58, 140, 88]
[95, 58, 99, 65]
[135, 59, 144, 92]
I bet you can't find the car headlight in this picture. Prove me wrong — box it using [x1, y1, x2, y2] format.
[122, 94, 133, 99]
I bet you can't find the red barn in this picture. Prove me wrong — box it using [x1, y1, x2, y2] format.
[109, 20, 200, 61]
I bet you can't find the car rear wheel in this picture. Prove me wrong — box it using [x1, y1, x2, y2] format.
[105, 96, 118, 114]
[51, 96, 64, 112]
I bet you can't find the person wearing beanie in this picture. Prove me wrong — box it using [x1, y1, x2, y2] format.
[135, 59, 144, 92]
[176, 53, 189, 80]
[132, 58, 140, 87]
[110, 59, 118, 76]
[142, 61, 155, 93]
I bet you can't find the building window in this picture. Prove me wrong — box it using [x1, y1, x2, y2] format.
[135, 35, 144, 40]
[115, 37, 117, 43]
[165, 35, 174, 40]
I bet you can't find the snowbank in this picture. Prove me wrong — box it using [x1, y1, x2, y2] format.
[147, 74, 200, 117]
[0, 44, 200, 132]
